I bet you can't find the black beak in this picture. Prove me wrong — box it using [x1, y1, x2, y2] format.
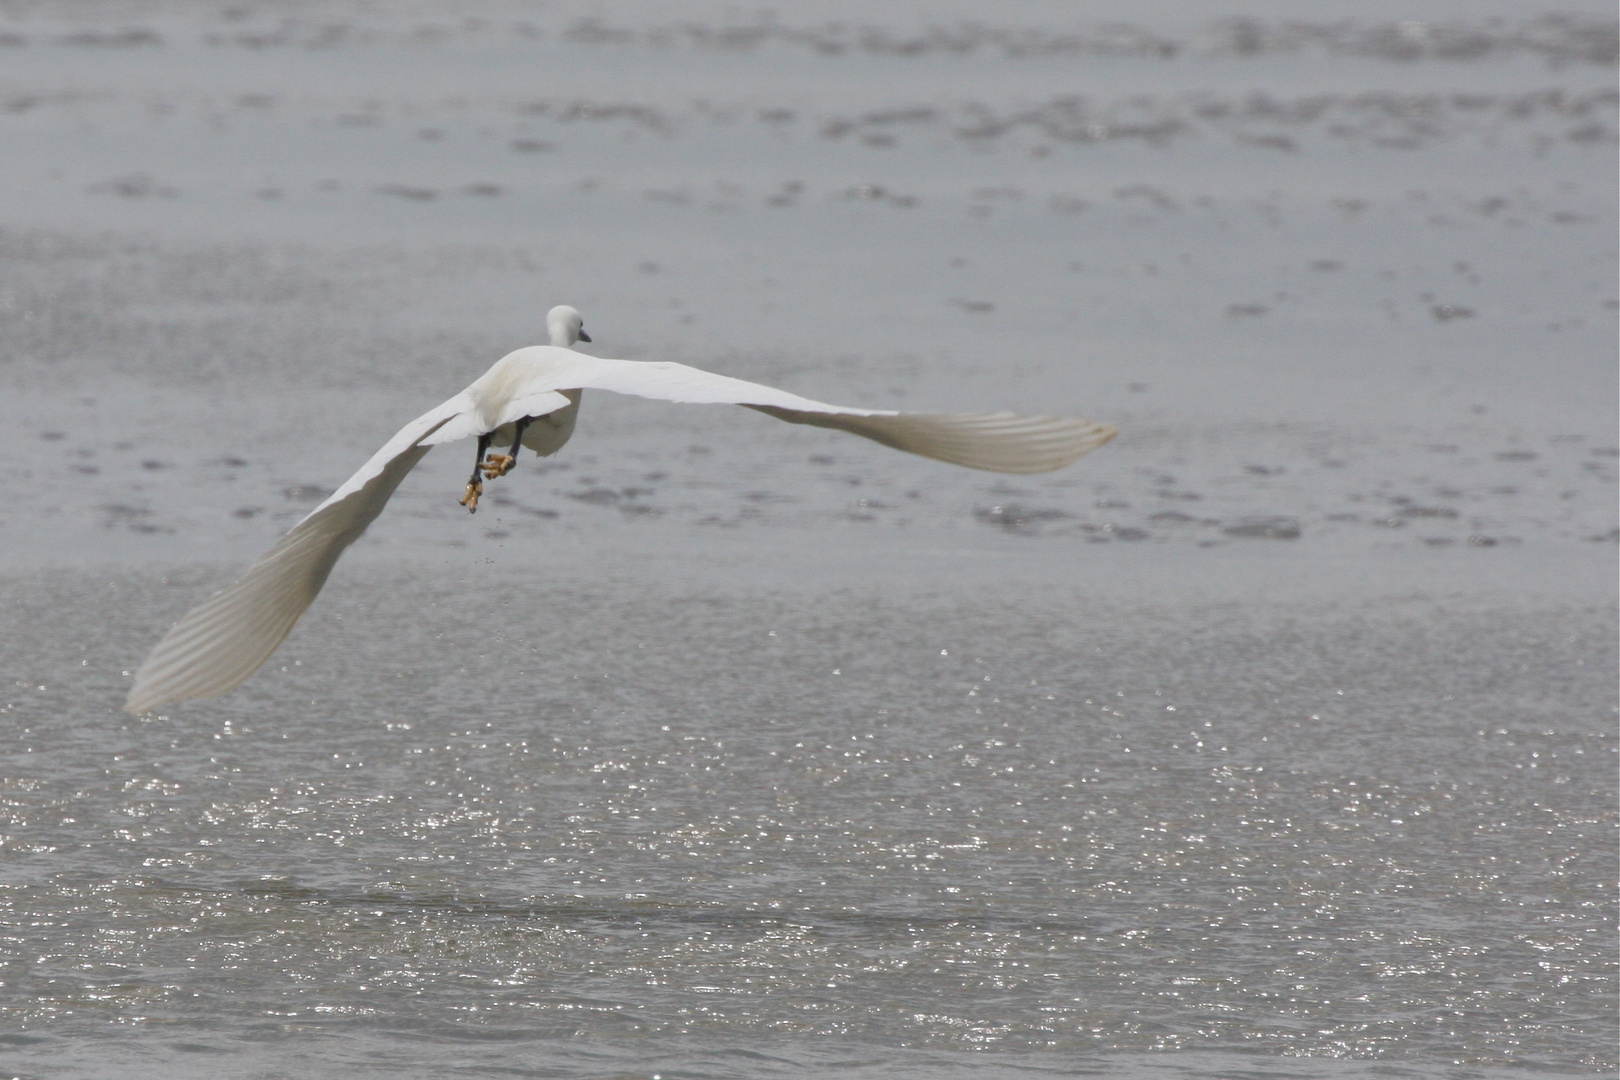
[578, 329, 592, 342]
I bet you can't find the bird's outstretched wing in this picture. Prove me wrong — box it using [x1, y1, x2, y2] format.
[124, 392, 477, 714]
[559, 355, 1118, 474]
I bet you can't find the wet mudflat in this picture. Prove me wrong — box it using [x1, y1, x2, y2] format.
[0, 2, 1614, 1077]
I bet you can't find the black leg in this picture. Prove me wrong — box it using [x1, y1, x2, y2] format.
[460, 432, 493, 512]
[507, 417, 530, 464]
[470, 431, 493, 484]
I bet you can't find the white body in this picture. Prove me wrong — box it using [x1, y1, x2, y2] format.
[125, 307, 1117, 713]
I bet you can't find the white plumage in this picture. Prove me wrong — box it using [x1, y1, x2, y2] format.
[125, 306, 1117, 714]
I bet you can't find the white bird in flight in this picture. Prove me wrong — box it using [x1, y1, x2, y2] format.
[125, 306, 1117, 714]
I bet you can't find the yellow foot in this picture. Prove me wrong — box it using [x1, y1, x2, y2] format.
[480, 454, 516, 479]
[459, 479, 482, 513]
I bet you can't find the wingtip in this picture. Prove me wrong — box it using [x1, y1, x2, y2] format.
[123, 686, 161, 715]
[123, 669, 179, 715]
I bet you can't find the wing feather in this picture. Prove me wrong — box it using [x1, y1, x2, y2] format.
[748, 407, 1117, 474]
[124, 396, 466, 714]
[560, 356, 1116, 474]
[562, 357, 888, 415]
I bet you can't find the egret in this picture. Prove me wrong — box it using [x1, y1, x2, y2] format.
[125, 306, 1116, 713]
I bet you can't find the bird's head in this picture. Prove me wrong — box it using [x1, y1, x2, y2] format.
[546, 305, 591, 347]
